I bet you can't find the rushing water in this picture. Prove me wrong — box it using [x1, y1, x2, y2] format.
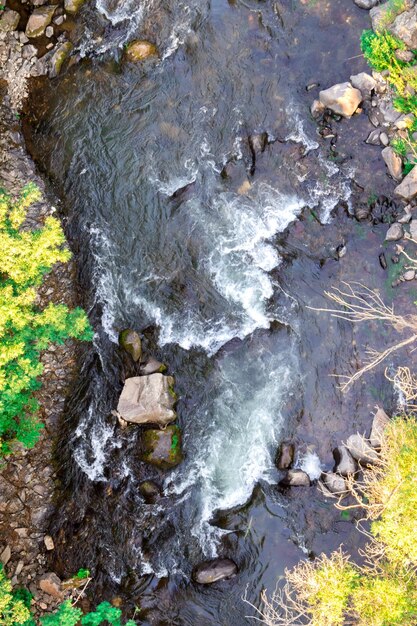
[23, 0, 413, 622]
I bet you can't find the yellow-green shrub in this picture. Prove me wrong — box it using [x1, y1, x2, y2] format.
[0, 184, 93, 456]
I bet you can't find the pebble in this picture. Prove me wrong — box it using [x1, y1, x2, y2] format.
[385, 223, 404, 241]
[380, 132, 389, 146]
[404, 269, 415, 280]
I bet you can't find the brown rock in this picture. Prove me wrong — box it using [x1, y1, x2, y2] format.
[125, 40, 158, 62]
[193, 558, 237, 584]
[381, 147, 402, 181]
[276, 441, 295, 470]
[280, 469, 310, 487]
[26, 6, 56, 38]
[385, 223, 404, 241]
[0, 9, 20, 32]
[39, 572, 62, 598]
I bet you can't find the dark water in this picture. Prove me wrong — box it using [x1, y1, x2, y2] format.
[23, 0, 417, 623]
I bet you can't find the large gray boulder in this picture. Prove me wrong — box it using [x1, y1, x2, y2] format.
[323, 472, 347, 494]
[193, 558, 238, 584]
[395, 166, 417, 200]
[319, 82, 362, 118]
[333, 445, 357, 476]
[346, 434, 379, 465]
[390, 5, 417, 48]
[117, 374, 176, 426]
[370, 407, 390, 448]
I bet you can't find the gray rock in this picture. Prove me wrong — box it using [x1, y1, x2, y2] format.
[379, 99, 402, 125]
[366, 129, 381, 145]
[370, 3, 392, 30]
[346, 433, 379, 465]
[323, 472, 347, 494]
[119, 329, 142, 362]
[22, 44, 37, 59]
[381, 146, 403, 180]
[193, 558, 238, 584]
[319, 82, 362, 118]
[53, 15, 65, 25]
[311, 99, 325, 118]
[141, 425, 183, 469]
[370, 407, 390, 448]
[380, 132, 389, 146]
[409, 218, 417, 239]
[350, 72, 376, 97]
[139, 356, 167, 375]
[0, 9, 20, 32]
[385, 222, 404, 241]
[25, 6, 56, 38]
[45, 25, 54, 38]
[404, 269, 416, 280]
[280, 469, 310, 487]
[390, 5, 417, 49]
[333, 445, 357, 476]
[117, 374, 176, 426]
[354, 0, 379, 8]
[276, 441, 295, 470]
[395, 166, 417, 200]
[0, 545, 11, 565]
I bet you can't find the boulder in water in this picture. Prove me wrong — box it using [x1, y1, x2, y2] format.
[323, 472, 347, 494]
[117, 374, 176, 426]
[192, 558, 238, 584]
[125, 40, 159, 62]
[141, 425, 183, 469]
[119, 329, 142, 362]
[25, 6, 56, 38]
[139, 480, 161, 502]
[140, 356, 167, 375]
[333, 445, 357, 476]
[319, 82, 362, 118]
[280, 469, 310, 487]
[275, 441, 295, 470]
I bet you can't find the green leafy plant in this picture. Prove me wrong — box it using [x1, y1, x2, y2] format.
[75, 568, 90, 580]
[0, 184, 93, 457]
[0, 564, 34, 626]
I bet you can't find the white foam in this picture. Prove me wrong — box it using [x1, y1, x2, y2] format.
[297, 451, 322, 481]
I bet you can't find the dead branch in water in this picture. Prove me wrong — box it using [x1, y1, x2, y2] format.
[309, 282, 417, 392]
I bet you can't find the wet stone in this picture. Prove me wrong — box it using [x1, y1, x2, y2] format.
[333, 445, 357, 476]
[385, 223, 404, 241]
[280, 469, 310, 487]
[141, 425, 183, 470]
[124, 40, 158, 62]
[346, 433, 379, 465]
[275, 441, 295, 470]
[117, 374, 176, 426]
[139, 480, 161, 502]
[64, 0, 86, 14]
[323, 472, 347, 494]
[119, 329, 142, 362]
[192, 558, 238, 584]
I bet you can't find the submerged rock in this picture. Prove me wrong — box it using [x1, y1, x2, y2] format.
[64, 0, 86, 14]
[370, 407, 390, 448]
[333, 445, 357, 476]
[119, 329, 142, 362]
[319, 82, 362, 118]
[382, 147, 402, 181]
[280, 469, 310, 487]
[140, 356, 167, 375]
[192, 558, 238, 584]
[141, 425, 183, 469]
[125, 40, 159, 62]
[346, 433, 379, 465]
[25, 6, 56, 38]
[395, 166, 417, 200]
[276, 441, 294, 470]
[49, 41, 73, 78]
[117, 374, 176, 426]
[139, 480, 161, 502]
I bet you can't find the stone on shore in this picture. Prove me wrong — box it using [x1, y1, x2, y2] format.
[319, 82, 362, 118]
[410, 218, 417, 239]
[192, 558, 238, 584]
[370, 3, 395, 31]
[323, 472, 347, 494]
[385, 222, 404, 241]
[124, 40, 159, 62]
[0, 9, 20, 32]
[280, 469, 310, 487]
[39, 572, 62, 598]
[370, 407, 390, 448]
[117, 374, 176, 426]
[354, 0, 379, 8]
[381, 147, 403, 181]
[395, 166, 417, 200]
[346, 433, 379, 465]
[119, 329, 142, 362]
[141, 425, 183, 469]
[276, 441, 295, 470]
[49, 41, 73, 78]
[25, 6, 56, 38]
[64, 0, 86, 14]
[140, 356, 167, 375]
[390, 5, 417, 49]
[310, 99, 325, 118]
[350, 72, 376, 97]
[333, 445, 357, 476]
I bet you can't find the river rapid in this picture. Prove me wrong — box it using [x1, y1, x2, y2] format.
[22, 0, 415, 623]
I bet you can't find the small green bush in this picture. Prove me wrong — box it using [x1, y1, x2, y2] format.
[0, 564, 34, 626]
[0, 184, 93, 457]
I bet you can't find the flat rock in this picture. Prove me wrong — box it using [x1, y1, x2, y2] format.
[346, 433, 379, 465]
[366, 129, 381, 145]
[385, 222, 404, 241]
[0, 9, 20, 32]
[381, 146, 403, 181]
[395, 166, 417, 200]
[370, 407, 390, 448]
[280, 469, 310, 487]
[125, 40, 158, 62]
[141, 425, 183, 469]
[354, 0, 379, 8]
[350, 72, 376, 97]
[275, 441, 294, 470]
[117, 374, 176, 426]
[390, 5, 417, 49]
[333, 445, 357, 476]
[26, 6, 56, 38]
[192, 558, 238, 584]
[39, 572, 62, 598]
[44, 535, 55, 550]
[49, 41, 73, 77]
[319, 82, 362, 118]
[323, 472, 347, 494]
[0, 545, 11, 565]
